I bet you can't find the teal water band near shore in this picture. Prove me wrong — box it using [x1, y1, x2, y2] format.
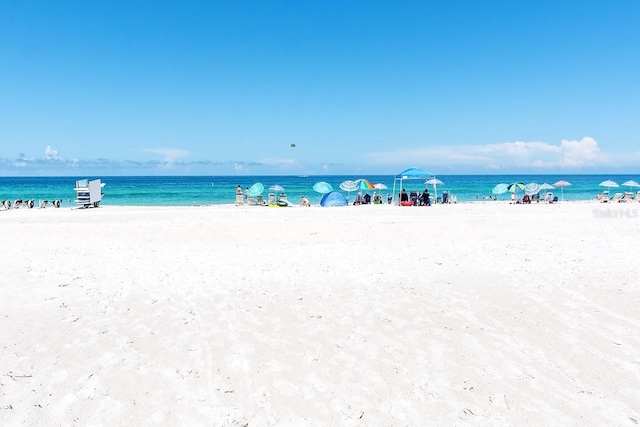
[1, 175, 638, 207]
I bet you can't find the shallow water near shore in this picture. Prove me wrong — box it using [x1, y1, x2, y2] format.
[1, 174, 638, 207]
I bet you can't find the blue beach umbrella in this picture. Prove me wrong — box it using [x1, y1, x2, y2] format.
[312, 181, 333, 194]
[247, 182, 264, 197]
[492, 183, 508, 195]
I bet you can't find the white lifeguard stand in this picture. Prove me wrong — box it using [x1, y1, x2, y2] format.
[75, 179, 103, 208]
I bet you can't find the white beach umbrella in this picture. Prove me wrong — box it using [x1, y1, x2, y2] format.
[539, 183, 555, 192]
[599, 180, 619, 193]
[268, 184, 285, 204]
[553, 180, 571, 202]
[539, 183, 555, 202]
[373, 183, 388, 203]
[373, 183, 388, 192]
[622, 180, 640, 191]
[425, 177, 444, 202]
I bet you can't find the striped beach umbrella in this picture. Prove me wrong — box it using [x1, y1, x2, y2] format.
[354, 179, 375, 190]
[507, 182, 526, 194]
[339, 180, 359, 202]
[524, 182, 541, 196]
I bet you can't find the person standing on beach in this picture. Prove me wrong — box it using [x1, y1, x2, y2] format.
[244, 187, 249, 203]
[235, 185, 243, 205]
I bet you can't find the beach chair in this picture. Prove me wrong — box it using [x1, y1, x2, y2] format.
[636, 191, 640, 203]
[268, 193, 276, 205]
[621, 192, 634, 203]
[543, 192, 553, 203]
[256, 195, 265, 205]
[1, 200, 10, 210]
[609, 193, 623, 203]
[597, 191, 609, 203]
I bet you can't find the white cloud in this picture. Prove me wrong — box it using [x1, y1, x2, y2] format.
[44, 145, 63, 161]
[141, 148, 190, 170]
[366, 137, 610, 171]
[259, 158, 298, 166]
[557, 137, 602, 167]
[143, 148, 190, 165]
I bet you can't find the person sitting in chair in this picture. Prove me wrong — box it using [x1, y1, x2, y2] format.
[422, 189, 430, 206]
[400, 189, 408, 202]
[354, 192, 363, 205]
[300, 195, 310, 207]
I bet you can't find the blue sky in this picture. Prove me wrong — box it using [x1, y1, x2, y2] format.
[1, 0, 639, 176]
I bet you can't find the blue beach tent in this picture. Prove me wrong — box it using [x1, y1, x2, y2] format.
[320, 191, 348, 207]
[392, 167, 434, 204]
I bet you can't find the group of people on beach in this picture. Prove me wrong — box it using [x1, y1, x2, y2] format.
[400, 188, 432, 206]
[353, 192, 392, 205]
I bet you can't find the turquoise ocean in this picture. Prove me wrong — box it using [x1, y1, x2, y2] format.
[1, 175, 638, 207]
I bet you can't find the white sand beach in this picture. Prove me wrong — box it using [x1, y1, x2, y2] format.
[1, 202, 639, 426]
